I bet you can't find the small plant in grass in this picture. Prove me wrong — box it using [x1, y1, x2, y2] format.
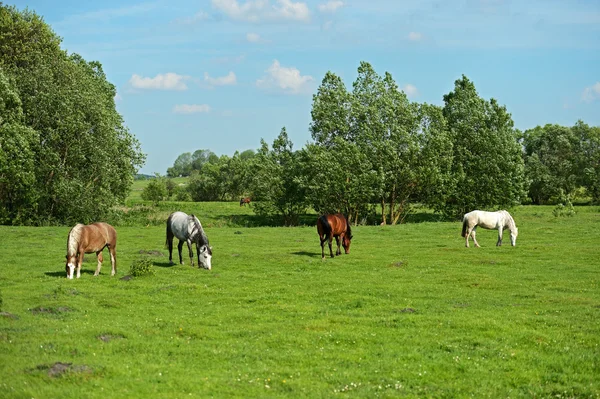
[129, 257, 155, 277]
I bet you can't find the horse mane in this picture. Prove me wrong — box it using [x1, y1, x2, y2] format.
[345, 215, 353, 239]
[190, 214, 210, 248]
[67, 224, 84, 256]
[500, 210, 516, 230]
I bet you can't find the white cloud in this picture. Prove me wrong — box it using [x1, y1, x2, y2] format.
[318, 1, 344, 13]
[408, 31, 422, 41]
[174, 11, 210, 25]
[129, 73, 190, 90]
[256, 60, 314, 94]
[402, 84, 418, 98]
[246, 32, 261, 42]
[582, 82, 600, 102]
[204, 71, 237, 86]
[173, 104, 211, 114]
[212, 0, 310, 23]
[114, 93, 122, 102]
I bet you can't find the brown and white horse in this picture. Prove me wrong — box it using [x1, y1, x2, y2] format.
[316, 213, 353, 259]
[65, 222, 117, 279]
[239, 197, 251, 207]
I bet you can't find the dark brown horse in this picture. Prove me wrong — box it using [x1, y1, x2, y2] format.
[316, 214, 353, 259]
[240, 197, 251, 207]
[65, 222, 117, 279]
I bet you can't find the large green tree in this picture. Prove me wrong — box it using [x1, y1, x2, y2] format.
[441, 75, 525, 218]
[249, 128, 309, 226]
[310, 62, 453, 224]
[0, 5, 144, 224]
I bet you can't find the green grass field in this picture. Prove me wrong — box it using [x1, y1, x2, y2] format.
[1, 206, 599, 398]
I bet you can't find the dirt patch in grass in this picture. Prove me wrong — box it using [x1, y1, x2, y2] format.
[120, 275, 133, 281]
[138, 250, 163, 256]
[0, 311, 19, 319]
[399, 307, 417, 313]
[36, 362, 94, 378]
[391, 261, 407, 268]
[98, 333, 125, 343]
[30, 306, 73, 315]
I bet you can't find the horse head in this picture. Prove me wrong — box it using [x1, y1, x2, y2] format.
[342, 234, 352, 254]
[510, 227, 518, 246]
[197, 245, 212, 270]
[65, 255, 77, 279]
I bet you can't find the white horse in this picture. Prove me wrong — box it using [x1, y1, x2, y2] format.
[461, 210, 518, 248]
[166, 211, 212, 269]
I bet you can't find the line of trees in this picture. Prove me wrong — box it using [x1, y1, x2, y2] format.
[0, 5, 145, 225]
[162, 62, 599, 225]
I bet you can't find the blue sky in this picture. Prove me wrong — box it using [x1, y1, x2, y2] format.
[12, 0, 600, 174]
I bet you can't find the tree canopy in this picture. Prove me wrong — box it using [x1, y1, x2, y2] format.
[0, 5, 145, 224]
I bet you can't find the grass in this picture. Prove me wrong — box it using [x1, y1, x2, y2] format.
[0, 206, 599, 397]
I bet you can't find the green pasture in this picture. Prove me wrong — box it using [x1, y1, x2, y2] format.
[1, 206, 599, 398]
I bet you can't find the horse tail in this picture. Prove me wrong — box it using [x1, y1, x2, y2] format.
[318, 215, 331, 238]
[461, 217, 468, 237]
[165, 213, 173, 247]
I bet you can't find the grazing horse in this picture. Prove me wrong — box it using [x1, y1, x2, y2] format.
[65, 222, 117, 279]
[240, 197, 251, 207]
[317, 213, 353, 259]
[166, 211, 212, 270]
[461, 210, 519, 248]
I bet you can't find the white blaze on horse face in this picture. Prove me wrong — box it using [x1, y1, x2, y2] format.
[66, 262, 75, 279]
[198, 245, 212, 270]
[510, 231, 517, 246]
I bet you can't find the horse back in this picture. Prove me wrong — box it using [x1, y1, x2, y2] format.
[78, 223, 116, 253]
[328, 213, 348, 236]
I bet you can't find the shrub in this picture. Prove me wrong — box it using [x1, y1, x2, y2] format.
[129, 257, 155, 277]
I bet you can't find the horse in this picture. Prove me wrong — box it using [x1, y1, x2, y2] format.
[240, 197, 251, 207]
[65, 222, 117, 279]
[317, 213, 353, 259]
[166, 211, 212, 270]
[461, 210, 518, 248]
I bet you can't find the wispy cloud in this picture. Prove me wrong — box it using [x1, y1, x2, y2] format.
[246, 32, 261, 42]
[408, 31, 422, 41]
[402, 84, 418, 98]
[204, 71, 237, 86]
[129, 73, 190, 90]
[57, 2, 159, 25]
[173, 104, 211, 114]
[114, 93, 122, 102]
[256, 60, 314, 94]
[582, 82, 600, 102]
[318, 1, 344, 13]
[173, 10, 210, 25]
[212, 0, 310, 23]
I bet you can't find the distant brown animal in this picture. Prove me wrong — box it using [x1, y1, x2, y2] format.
[240, 197, 251, 207]
[65, 222, 117, 279]
[316, 214, 353, 260]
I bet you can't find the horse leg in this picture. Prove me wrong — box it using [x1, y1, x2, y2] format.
[177, 240, 184, 265]
[167, 237, 175, 265]
[94, 251, 103, 276]
[109, 246, 117, 276]
[497, 227, 503, 246]
[186, 239, 195, 267]
[335, 236, 341, 256]
[320, 235, 326, 260]
[472, 228, 480, 248]
[465, 227, 472, 247]
[328, 235, 334, 258]
[77, 250, 84, 278]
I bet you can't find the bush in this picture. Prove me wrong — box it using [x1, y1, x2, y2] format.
[129, 257, 155, 277]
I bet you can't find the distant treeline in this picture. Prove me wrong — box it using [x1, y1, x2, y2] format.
[158, 63, 599, 225]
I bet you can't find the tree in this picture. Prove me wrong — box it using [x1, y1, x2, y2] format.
[249, 128, 309, 226]
[441, 75, 525, 218]
[141, 175, 167, 205]
[167, 152, 193, 177]
[0, 5, 145, 224]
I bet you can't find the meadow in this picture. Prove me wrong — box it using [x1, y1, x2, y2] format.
[0, 204, 599, 398]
